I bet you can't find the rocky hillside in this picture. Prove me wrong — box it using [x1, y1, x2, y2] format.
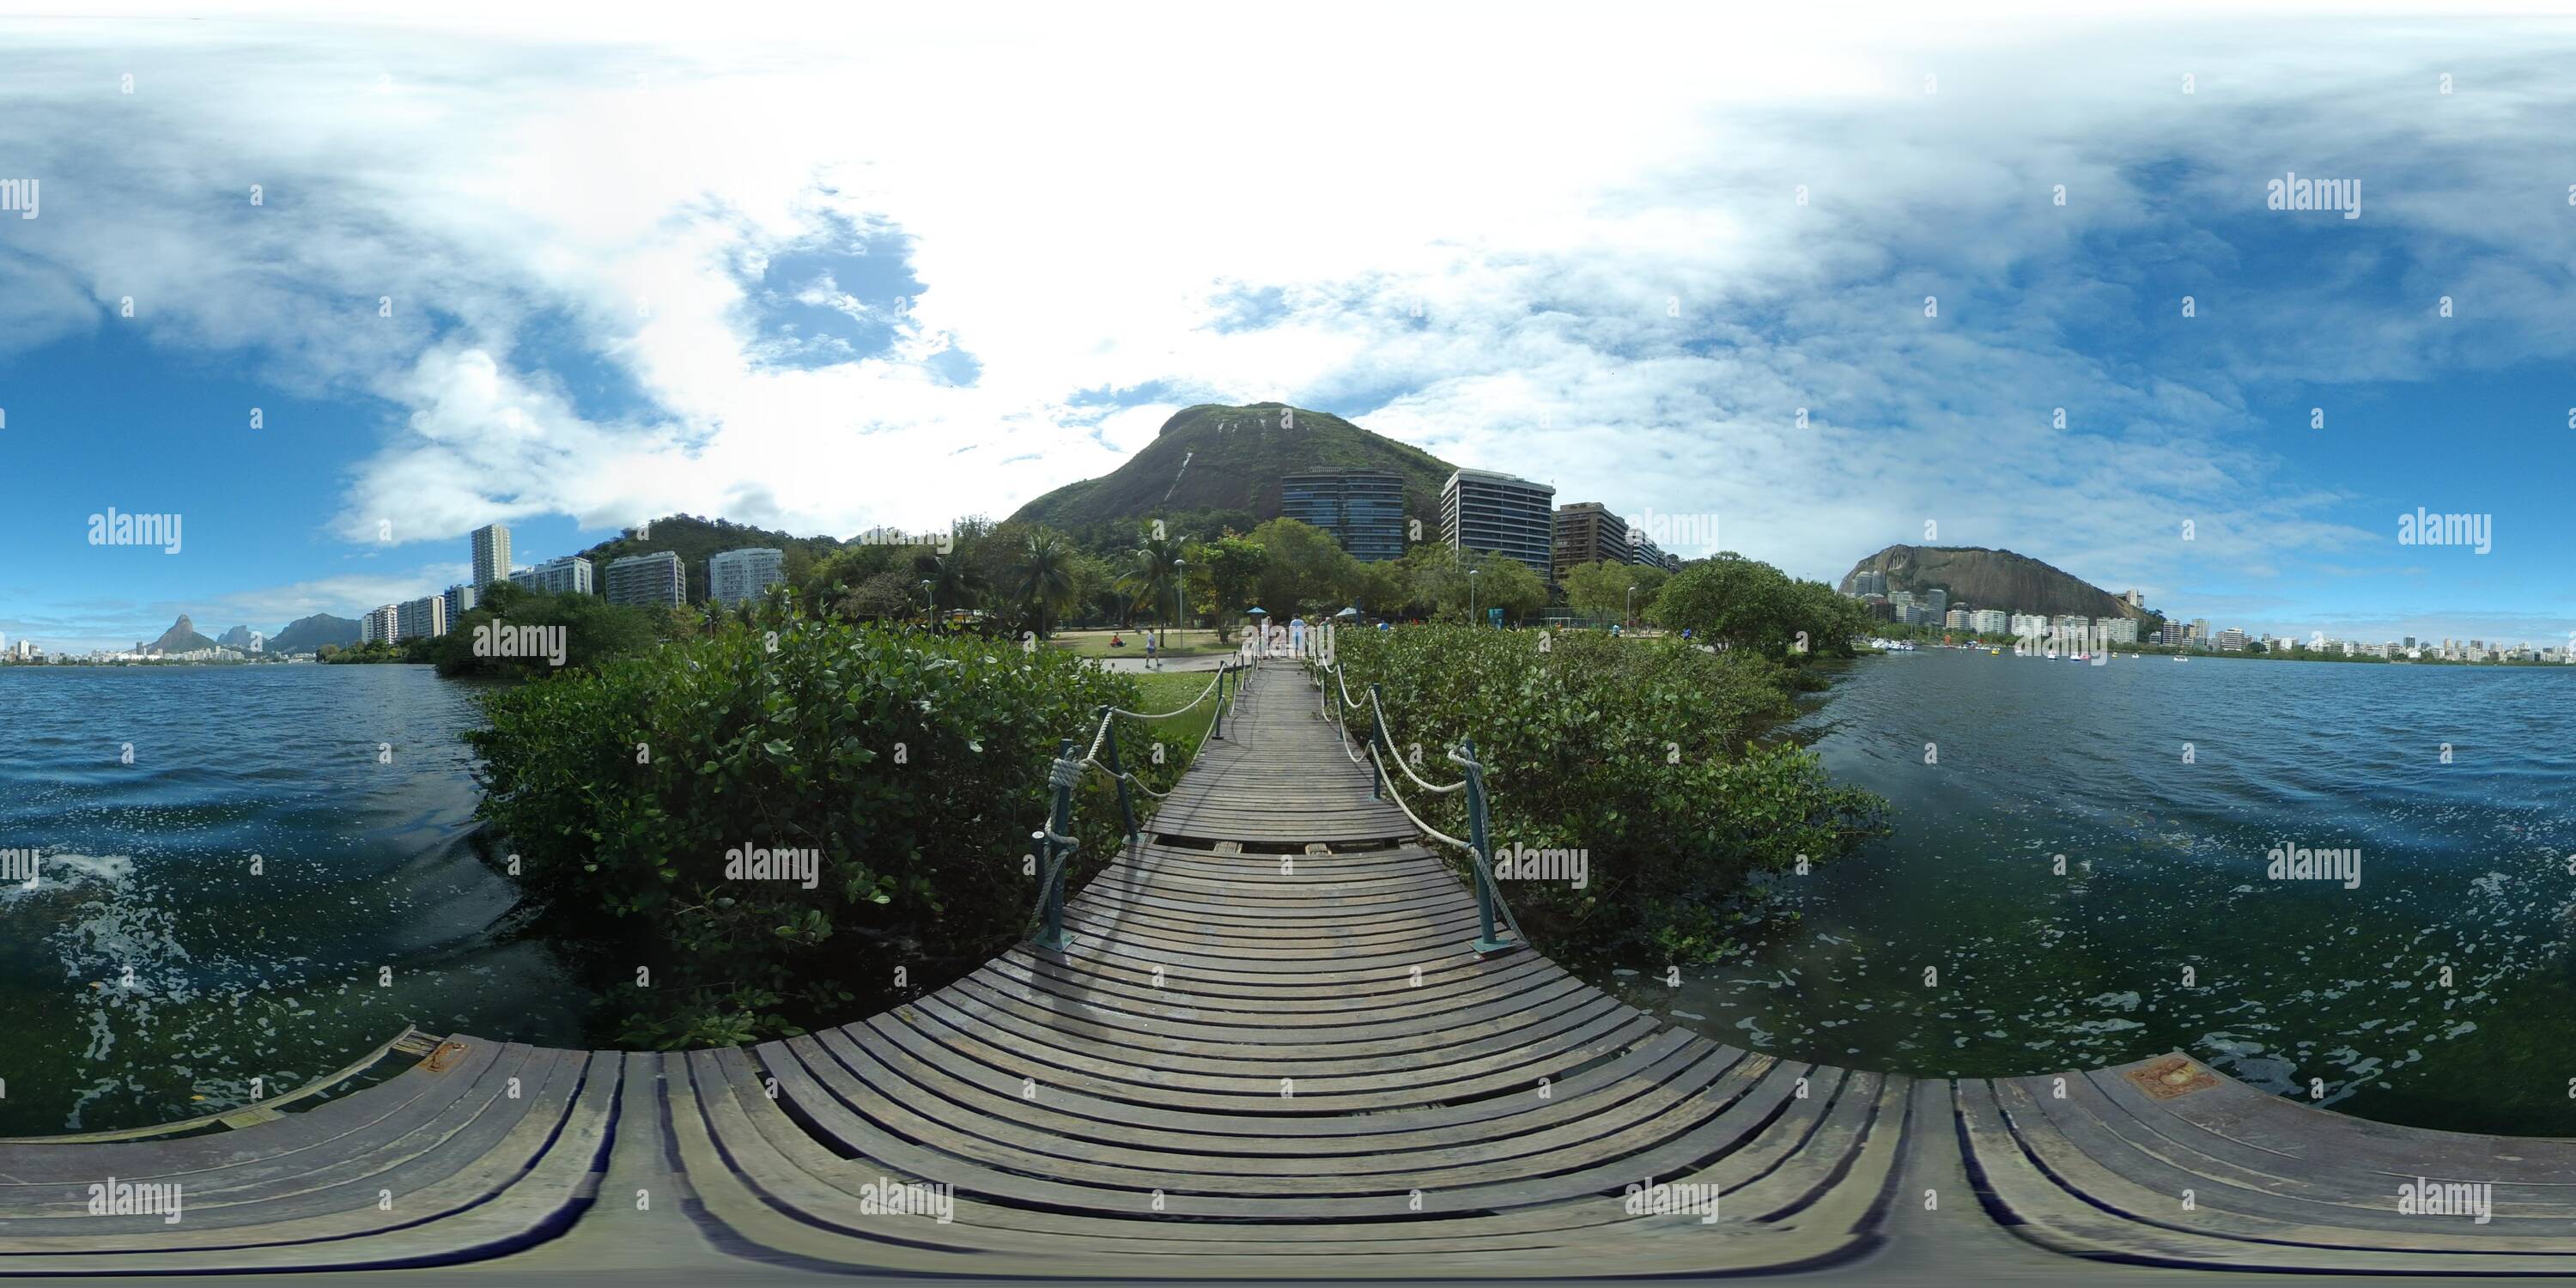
[1839, 545, 2160, 624]
[267, 613, 361, 655]
[1006, 404, 1456, 538]
[145, 614, 219, 654]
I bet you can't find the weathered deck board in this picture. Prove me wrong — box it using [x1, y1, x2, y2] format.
[9, 659, 2576, 1278]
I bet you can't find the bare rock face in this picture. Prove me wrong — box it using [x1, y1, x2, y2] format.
[1839, 545, 2159, 624]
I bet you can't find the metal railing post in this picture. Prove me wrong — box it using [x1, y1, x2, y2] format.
[1036, 738, 1078, 951]
[1098, 705, 1139, 840]
[1210, 665, 1229, 741]
[1461, 736, 1510, 955]
[1366, 683, 1389, 799]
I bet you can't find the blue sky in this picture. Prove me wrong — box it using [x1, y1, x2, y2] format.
[3, 3, 2574, 653]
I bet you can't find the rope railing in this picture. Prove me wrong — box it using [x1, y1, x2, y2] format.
[1311, 648, 1527, 957]
[1029, 657, 1248, 951]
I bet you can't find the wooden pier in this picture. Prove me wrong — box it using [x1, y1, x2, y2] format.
[3, 661, 2571, 1280]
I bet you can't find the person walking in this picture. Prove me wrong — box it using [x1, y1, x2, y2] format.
[1145, 629, 1158, 671]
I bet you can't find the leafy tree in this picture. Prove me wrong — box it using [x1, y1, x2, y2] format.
[1651, 554, 1862, 657]
[1562, 560, 1642, 620]
[1349, 558, 1407, 618]
[1189, 533, 1267, 641]
[837, 570, 921, 620]
[1467, 550, 1549, 623]
[1249, 517, 1360, 617]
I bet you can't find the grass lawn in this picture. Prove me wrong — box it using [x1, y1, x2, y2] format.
[1046, 628, 1234, 659]
[1120, 669, 1231, 768]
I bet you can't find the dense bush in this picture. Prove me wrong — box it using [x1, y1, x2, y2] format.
[467, 614, 1166, 1047]
[1330, 625, 1885, 963]
[429, 581, 677, 678]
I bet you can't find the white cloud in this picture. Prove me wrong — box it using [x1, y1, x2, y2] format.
[4, 2, 2575, 647]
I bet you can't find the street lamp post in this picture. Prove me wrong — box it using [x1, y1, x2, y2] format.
[1172, 558, 1186, 656]
[1626, 584, 1637, 625]
[1468, 568, 1479, 625]
[920, 579, 934, 623]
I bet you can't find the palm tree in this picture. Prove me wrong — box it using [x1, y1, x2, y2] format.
[917, 548, 987, 616]
[1116, 526, 1185, 625]
[1014, 531, 1079, 640]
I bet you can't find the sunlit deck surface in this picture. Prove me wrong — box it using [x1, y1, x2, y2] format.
[5, 662, 2571, 1280]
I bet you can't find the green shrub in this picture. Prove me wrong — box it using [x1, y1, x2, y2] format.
[431, 580, 673, 678]
[467, 613, 1168, 1046]
[1332, 625, 1884, 963]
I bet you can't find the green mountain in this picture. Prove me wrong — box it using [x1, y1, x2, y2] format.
[1839, 545, 2162, 625]
[575, 514, 846, 605]
[1006, 403, 1457, 539]
[268, 613, 361, 654]
[145, 614, 219, 654]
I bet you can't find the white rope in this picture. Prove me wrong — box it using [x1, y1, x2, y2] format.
[1081, 756, 1178, 799]
[1370, 745, 1471, 851]
[1105, 667, 1226, 721]
[1368, 689, 1466, 794]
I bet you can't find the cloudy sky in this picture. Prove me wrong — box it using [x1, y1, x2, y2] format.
[3, 1, 2573, 652]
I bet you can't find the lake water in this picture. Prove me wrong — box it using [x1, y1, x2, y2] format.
[1615, 648, 2576, 1136]
[9, 653, 2573, 1139]
[0, 665, 590, 1136]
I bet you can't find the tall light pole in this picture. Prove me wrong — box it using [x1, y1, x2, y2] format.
[1626, 584, 1637, 625]
[1468, 567, 1480, 626]
[1172, 558, 1186, 651]
[920, 578, 934, 623]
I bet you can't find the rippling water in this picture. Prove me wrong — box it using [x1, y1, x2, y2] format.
[1613, 648, 2576, 1135]
[0, 665, 591, 1135]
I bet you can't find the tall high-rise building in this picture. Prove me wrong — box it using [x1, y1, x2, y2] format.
[1439, 469, 1555, 577]
[471, 524, 513, 588]
[605, 550, 686, 609]
[395, 595, 447, 641]
[1279, 470, 1407, 562]
[361, 605, 399, 645]
[443, 582, 477, 623]
[1925, 588, 1947, 618]
[1550, 502, 1631, 581]
[708, 547, 787, 607]
[511, 555, 593, 597]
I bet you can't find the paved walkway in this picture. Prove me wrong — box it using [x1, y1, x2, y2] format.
[5, 662, 2573, 1279]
